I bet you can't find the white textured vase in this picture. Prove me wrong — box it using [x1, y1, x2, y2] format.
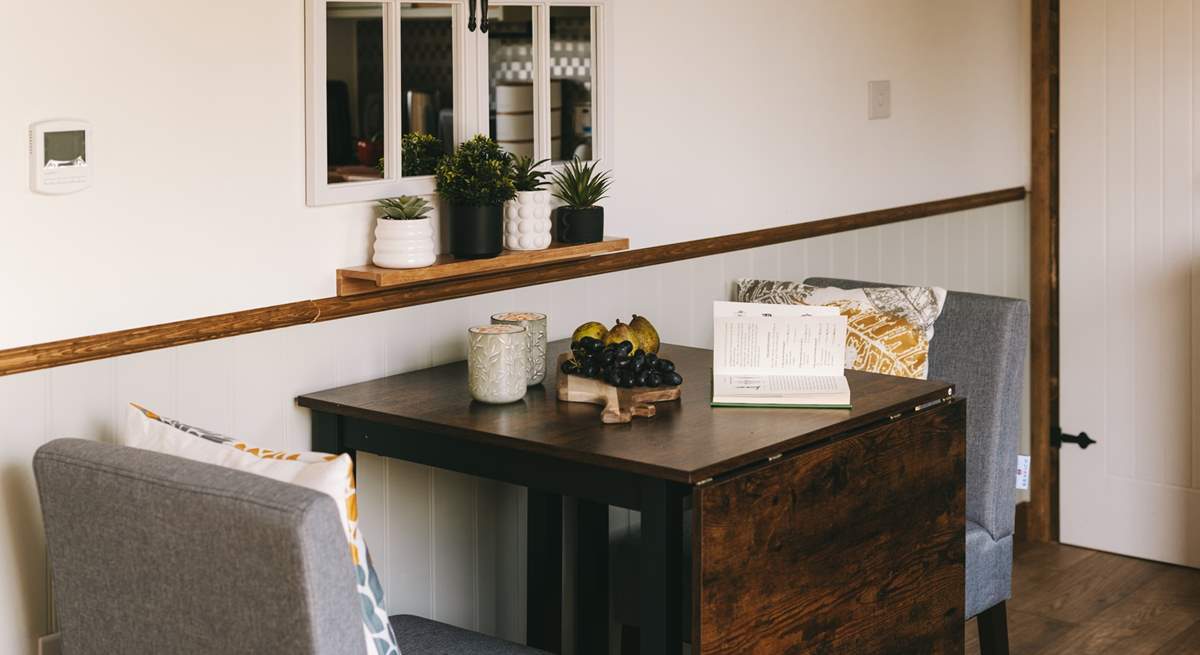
[373, 217, 436, 269]
[503, 191, 553, 251]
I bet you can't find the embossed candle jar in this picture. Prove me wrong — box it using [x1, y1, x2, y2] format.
[467, 325, 529, 404]
[491, 311, 548, 386]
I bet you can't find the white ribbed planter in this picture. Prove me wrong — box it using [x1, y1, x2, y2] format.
[503, 191, 553, 251]
[372, 217, 436, 269]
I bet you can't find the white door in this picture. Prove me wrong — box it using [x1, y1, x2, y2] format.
[1059, 0, 1200, 568]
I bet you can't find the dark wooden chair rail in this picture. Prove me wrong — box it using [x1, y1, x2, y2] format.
[0, 187, 1025, 377]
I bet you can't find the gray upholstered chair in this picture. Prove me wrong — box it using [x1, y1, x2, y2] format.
[34, 438, 547, 655]
[611, 279, 1028, 655]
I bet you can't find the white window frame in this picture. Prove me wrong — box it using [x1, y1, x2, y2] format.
[306, 0, 611, 206]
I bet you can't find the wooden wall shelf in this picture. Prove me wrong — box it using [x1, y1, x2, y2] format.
[336, 237, 630, 296]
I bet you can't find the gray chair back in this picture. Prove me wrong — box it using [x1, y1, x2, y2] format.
[33, 438, 366, 655]
[804, 278, 1029, 542]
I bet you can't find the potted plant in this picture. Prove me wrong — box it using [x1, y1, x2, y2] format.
[376, 132, 443, 177]
[504, 155, 553, 251]
[435, 135, 516, 259]
[551, 158, 612, 244]
[372, 196, 437, 269]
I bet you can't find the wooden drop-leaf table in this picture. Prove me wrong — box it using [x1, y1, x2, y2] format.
[297, 341, 966, 655]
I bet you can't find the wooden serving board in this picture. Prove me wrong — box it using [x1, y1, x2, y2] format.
[556, 353, 681, 423]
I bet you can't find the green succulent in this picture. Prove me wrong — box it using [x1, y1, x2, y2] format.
[551, 158, 612, 209]
[377, 195, 433, 220]
[511, 155, 552, 192]
[435, 135, 517, 206]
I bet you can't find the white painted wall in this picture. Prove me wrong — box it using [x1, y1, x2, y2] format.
[0, 0, 1029, 349]
[0, 200, 1030, 654]
[1059, 0, 1200, 567]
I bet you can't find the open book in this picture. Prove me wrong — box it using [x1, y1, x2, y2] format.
[711, 301, 851, 408]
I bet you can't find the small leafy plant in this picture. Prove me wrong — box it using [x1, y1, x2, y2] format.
[511, 155, 551, 192]
[551, 158, 613, 208]
[435, 135, 517, 206]
[377, 195, 433, 220]
[376, 133, 444, 177]
[401, 132, 443, 177]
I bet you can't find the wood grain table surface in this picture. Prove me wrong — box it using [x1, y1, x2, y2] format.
[298, 340, 956, 484]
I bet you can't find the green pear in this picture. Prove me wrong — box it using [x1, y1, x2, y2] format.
[628, 315, 660, 354]
[603, 320, 642, 352]
[572, 321, 608, 344]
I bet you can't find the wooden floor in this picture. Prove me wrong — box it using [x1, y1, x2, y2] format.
[965, 541, 1200, 654]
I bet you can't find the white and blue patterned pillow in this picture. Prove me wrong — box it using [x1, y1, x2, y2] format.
[122, 404, 400, 655]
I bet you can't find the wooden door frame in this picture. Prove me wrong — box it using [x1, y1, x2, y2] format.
[1027, 0, 1058, 542]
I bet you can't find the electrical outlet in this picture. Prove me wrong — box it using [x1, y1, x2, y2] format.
[38, 633, 61, 655]
[868, 80, 891, 120]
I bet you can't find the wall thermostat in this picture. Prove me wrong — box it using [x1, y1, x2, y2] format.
[30, 119, 91, 194]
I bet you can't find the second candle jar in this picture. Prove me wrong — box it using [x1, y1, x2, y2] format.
[491, 311, 547, 386]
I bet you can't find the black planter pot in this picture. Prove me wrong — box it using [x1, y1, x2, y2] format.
[450, 204, 504, 259]
[555, 206, 605, 244]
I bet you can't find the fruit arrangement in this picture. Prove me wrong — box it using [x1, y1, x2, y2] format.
[561, 317, 682, 389]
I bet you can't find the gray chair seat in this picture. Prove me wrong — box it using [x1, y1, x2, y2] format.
[392, 615, 549, 655]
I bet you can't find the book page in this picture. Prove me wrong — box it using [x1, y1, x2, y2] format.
[713, 373, 848, 397]
[712, 301, 846, 375]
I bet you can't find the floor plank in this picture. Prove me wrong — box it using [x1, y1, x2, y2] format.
[964, 542, 1200, 655]
[1152, 621, 1200, 655]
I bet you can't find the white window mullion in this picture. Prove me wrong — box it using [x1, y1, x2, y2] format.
[535, 5, 551, 162]
[591, 3, 610, 166]
[468, 13, 487, 140]
[386, 0, 403, 182]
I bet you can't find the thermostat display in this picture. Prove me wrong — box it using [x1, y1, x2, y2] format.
[31, 120, 91, 194]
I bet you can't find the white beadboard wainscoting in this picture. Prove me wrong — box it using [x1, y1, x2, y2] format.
[0, 199, 1027, 654]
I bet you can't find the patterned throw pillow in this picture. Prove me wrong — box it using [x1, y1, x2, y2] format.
[121, 404, 400, 655]
[734, 279, 947, 380]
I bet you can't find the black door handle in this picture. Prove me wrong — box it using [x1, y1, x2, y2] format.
[480, 0, 490, 33]
[1052, 428, 1096, 449]
[468, 0, 477, 32]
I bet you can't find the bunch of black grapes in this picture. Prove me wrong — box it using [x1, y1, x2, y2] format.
[561, 337, 684, 388]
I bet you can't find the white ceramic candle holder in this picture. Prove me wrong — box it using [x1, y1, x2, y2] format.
[491, 311, 548, 386]
[467, 325, 529, 404]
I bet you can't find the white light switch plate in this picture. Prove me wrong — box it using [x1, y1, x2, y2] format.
[1016, 455, 1031, 490]
[868, 80, 891, 120]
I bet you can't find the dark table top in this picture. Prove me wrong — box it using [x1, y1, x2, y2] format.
[297, 341, 955, 484]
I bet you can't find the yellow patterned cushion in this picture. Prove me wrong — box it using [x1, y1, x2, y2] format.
[120, 404, 400, 655]
[735, 279, 947, 379]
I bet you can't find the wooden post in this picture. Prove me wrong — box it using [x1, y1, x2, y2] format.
[1028, 0, 1059, 543]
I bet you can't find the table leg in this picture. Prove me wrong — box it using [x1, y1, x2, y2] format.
[311, 412, 356, 464]
[576, 499, 609, 655]
[639, 478, 683, 655]
[527, 488, 563, 653]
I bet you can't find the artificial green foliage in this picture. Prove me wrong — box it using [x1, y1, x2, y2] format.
[511, 156, 552, 192]
[402, 132, 443, 177]
[374, 133, 444, 177]
[435, 135, 517, 206]
[551, 158, 613, 208]
[377, 195, 433, 220]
